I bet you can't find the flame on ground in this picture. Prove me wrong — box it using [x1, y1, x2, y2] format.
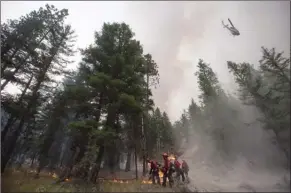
[49, 172, 58, 179]
[105, 179, 153, 184]
[109, 179, 129, 184]
[142, 180, 153, 184]
[49, 172, 70, 182]
[159, 170, 164, 178]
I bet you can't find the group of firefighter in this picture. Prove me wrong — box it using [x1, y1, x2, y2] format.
[146, 152, 189, 187]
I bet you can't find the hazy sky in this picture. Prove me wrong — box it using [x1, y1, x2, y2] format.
[1, 1, 290, 121]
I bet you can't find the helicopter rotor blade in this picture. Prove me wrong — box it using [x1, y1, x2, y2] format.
[228, 18, 235, 28]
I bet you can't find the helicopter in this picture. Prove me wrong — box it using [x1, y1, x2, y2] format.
[222, 18, 240, 37]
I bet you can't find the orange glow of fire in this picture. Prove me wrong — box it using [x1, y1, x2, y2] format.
[142, 180, 153, 184]
[51, 173, 58, 179]
[158, 170, 164, 178]
[109, 179, 129, 184]
[108, 179, 154, 184]
[158, 170, 169, 182]
[49, 172, 69, 181]
[168, 154, 176, 161]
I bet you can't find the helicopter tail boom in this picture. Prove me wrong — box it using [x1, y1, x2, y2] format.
[228, 18, 235, 28]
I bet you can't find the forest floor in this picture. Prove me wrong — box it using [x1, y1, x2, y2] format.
[2, 168, 190, 192]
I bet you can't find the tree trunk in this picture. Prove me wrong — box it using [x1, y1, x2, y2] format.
[90, 98, 118, 183]
[1, 53, 58, 173]
[116, 154, 121, 171]
[16, 154, 26, 170]
[15, 142, 31, 169]
[5, 112, 38, 174]
[125, 151, 131, 172]
[143, 58, 150, 176]
[76, 145, 86, 164]
[141, 115, 146, 176]
[95, 93, 104, 122]
[37, 126, 60, 173]
[30, 153, 36, 168]
[2, 117, 26, 173]
[90, 145, 105, 183]
[142, 154, 146, 176]
[56, 147, 80, 182]
[1, 116, 16, 143]
[59, 156, 64, 168]
[135, 145, 138, 180]
[83, 93, 104, 181]
[1, 74, 33, 142]
[2, 34, 67, 173]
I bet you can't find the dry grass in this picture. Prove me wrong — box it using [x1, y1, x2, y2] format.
[1, 168, 75, 192]
[1, 168, 176, 192]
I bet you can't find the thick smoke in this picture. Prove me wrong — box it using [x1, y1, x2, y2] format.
[123, 2, 224, 120]
[123, 1, 290, 121]
[180, 95, 290, 192]
[122, 2, 290, 191]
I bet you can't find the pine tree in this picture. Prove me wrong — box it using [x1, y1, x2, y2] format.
[227, 47, 290, 162]
[1, 4, 75, 173]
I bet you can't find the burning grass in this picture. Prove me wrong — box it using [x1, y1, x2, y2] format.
[1, 168, 175, 192]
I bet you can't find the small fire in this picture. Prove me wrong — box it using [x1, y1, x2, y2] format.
[51, 173, 58, 178]
[110, 179, 129, 184]
[158, 170, 169, 182]
[142, 180, 153, 184]
[158, 170, 164, 178]
[65, 178, 70, 182]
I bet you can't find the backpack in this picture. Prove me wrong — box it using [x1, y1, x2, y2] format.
[151, 161, 158, 169]
[169, 162, 176, 173]
[174, 160, 181, 168]
[182, 161, 189, 171]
